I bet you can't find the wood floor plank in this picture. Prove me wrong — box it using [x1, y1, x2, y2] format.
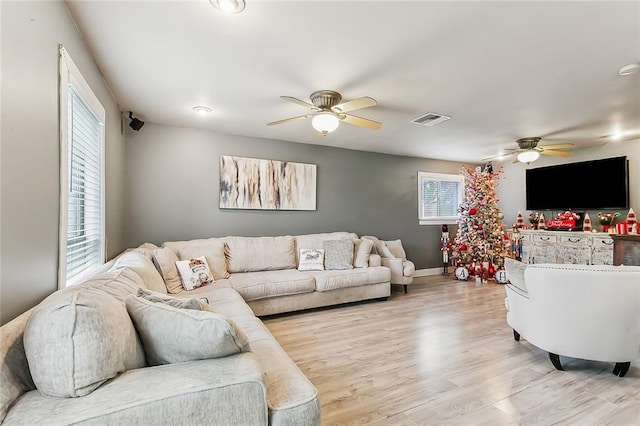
[263, 276, 640, 425]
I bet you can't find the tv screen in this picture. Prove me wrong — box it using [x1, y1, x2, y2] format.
[525, 156, 629, 210]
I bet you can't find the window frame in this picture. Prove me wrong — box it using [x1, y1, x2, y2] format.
[58, 45, 106, 288]
[417, 171, 464, 225]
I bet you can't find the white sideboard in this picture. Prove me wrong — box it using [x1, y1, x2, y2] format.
[517, 230, 613, 265]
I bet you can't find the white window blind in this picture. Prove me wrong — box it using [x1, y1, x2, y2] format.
[418, 171, 464, 225]
[59, 46, 105, 288]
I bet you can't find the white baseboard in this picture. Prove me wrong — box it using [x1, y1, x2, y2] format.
[413, 267, 447, 277]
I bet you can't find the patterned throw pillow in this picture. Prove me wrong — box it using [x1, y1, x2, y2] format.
[175, 256, 214, 291]
[298, 249, 325, 271]
[323, 239, 354, 270]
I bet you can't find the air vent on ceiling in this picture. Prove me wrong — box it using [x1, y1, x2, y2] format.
[410, 112, 451, 127]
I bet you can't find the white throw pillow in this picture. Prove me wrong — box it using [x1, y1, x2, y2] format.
[175, 256, 214, 291]
[353, 239, 374, 268]
[113, 251, 167, 294]
[126, 295, 250, 366]
[298, 248, 325, 271]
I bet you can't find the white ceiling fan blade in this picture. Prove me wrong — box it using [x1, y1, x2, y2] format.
[339, 113, 382, 130]
[280, 96, 317, 110]
[267, 114, 312, 126]
[333, 96, 377, 113]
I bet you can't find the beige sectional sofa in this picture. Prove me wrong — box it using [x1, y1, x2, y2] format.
[0, 232, 390, 425]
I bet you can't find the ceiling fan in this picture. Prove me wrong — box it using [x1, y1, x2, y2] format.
[484, 137, 576, 164]
[267, 90, 382, 135]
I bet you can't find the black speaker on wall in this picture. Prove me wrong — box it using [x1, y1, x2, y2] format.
[128, 111, 145, 131]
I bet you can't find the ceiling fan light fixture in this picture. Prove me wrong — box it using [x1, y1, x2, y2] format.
[192, 105, 212, 115]
[312, 113, 339, 134]
[517, 150, 540, 163]
[209, 0, 245, 14]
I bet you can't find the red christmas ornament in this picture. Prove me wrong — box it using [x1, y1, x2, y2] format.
[469, 208, 477, 215]
[460, 244, 468, 251]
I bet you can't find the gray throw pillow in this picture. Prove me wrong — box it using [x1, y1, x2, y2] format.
[323, 239, 354, 270]
[136, 288, 207, 310]
[24, 288, 146, 398]
[126, 295, 250, 366]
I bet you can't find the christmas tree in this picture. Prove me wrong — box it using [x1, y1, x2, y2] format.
[451, 165, 509, 273]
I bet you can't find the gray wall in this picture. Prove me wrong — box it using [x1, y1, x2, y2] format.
[1, 1, 126, 325]
[497, 139, 640, 226]
[125, 123, 469, 270]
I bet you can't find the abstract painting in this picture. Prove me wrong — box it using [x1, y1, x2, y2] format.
[220, 155, 317, 210]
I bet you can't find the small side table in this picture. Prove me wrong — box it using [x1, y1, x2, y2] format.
[611, 234, 640, 266]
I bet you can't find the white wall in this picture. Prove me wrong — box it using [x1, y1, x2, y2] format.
[0, 1, 126, 325]
[497, 139, 640, 226]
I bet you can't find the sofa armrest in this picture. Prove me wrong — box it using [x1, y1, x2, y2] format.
[368, 254, 381, 267]
[4, 353, 268, 425]
[380, 257, 404, 283]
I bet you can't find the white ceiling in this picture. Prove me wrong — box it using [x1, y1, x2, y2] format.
[66, 0, 640, 163]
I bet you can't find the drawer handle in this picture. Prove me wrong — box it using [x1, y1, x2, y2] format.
[540, 237, 550, 241]
[600, 240, 614, 246]
[568, 238, 581, 243]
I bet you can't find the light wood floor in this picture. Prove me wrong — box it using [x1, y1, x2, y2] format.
[263, 276, 640, 425]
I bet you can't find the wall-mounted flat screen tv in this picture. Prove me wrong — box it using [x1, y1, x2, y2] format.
[525, 156, 629, 210]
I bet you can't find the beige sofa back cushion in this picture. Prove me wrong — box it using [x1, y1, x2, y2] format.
[113, 251, 166, 293]
[226, 236, 296, 273]
[153, 247, 184, 294]
[23, 273, 146, 398]
[163, 238, 229, 280]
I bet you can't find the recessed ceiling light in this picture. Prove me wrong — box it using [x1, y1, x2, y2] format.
[192, 106, 212, 115]
[618, 63, 640, 76]
[209, 0, 245, 14]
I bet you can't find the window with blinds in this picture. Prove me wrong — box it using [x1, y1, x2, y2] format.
[59, 46, 105, 287]
[418, 171, 464, 225]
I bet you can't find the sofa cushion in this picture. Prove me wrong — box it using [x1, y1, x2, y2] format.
[306, 266, 391, 292]
[226, 236, 296, 273]
[323, 239, 354, 270]
[505, 257, 528, 292]
[132, 242, 160, 259]
[229, 316, 320, 425]
[126, 295, 250, 366]
[353, 238, 373, 268]
[113, 250, 166, 293]
[175, 256, 214, 291]
[24, 284, 146, 398]
[228, 270, 315, 301]
[298, 248, 325, 271]
[137, 288, 207, 311]
[164, 238, 230, 280]
[153, 247, 184, 294]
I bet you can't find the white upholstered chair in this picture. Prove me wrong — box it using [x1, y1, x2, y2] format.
[362, 236, 415, 293]
[504, 258, 640, 377]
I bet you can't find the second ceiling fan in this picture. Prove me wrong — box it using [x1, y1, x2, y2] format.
[484, 137, 576, 164]
[267, 90, 382, 135]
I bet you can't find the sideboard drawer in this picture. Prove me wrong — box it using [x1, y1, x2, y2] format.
[591, 236, 614, 247]
[559, 235, 590, 246]
[532, 234, 557, 243]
